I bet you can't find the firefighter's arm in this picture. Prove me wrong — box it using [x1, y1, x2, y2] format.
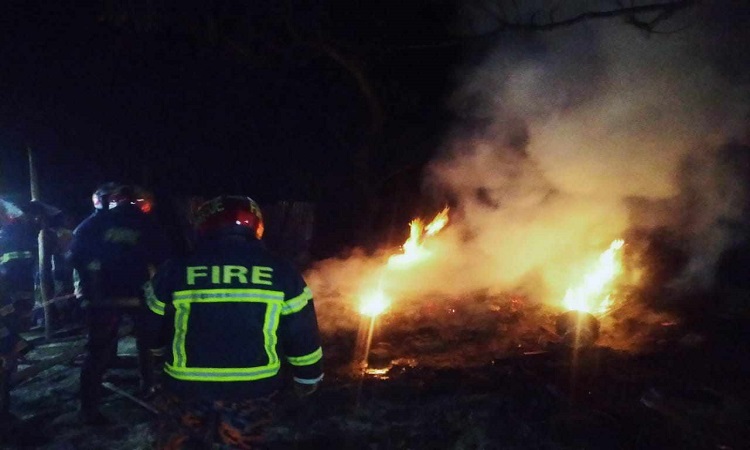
[66, 231, 84, 271]
[141, 261, 175, 351]
[279, 281, 324, 396]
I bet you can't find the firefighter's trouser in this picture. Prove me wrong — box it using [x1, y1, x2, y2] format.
[79, 306, 153, 412]
[153, 390, 278, 450]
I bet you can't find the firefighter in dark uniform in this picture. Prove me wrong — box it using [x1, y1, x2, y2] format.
[142, 195, 324, 449]
[68, 184, 169, 424]
[0, 208, 44, 422]
[70, 183, 119, 319]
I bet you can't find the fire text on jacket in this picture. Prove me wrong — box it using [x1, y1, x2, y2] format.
[186, 265, 273, 286]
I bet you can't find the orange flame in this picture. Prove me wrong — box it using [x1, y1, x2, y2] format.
[425, 206, 449, 236]
[388, 206, 450, 268]
[562, 239, 625, 315]
[359, 207, 450, 317]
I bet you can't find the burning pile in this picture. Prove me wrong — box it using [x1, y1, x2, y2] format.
[307, 192, 657, 377]
[354, 206, 639, 365]
[354, 207, 451, 374]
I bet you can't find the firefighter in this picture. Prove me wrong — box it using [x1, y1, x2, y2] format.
[70, 183, 119, 320]
[0, 206, 45, 422]
[68, 184, 170, 425]
[142, 195, 324, 449]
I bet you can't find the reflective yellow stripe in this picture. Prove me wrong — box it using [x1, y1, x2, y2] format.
[287, 347, 323, 366]
[263, 302, 281, 366]
[173, 302, 190, 367]
[173, 288, 284, 304]
[282, 287, 313, 315]
[143, 281, 165, 316]
[168, 288, 284, 378]
[164, 362, 281, 382]
[0, 251, 33, 264]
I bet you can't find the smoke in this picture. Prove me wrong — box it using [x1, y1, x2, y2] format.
[427, 6, 750, 293]
[306, 3, 750, 336]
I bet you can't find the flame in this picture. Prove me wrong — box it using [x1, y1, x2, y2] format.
[562, 239, 625, 315]
[357, 207, 450, 317]
[359, 288, 391, 317]
[425, 206, 449, 236]
[388, 206, 450, 268]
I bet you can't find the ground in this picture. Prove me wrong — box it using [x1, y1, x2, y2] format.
[2, 304, 750, 450]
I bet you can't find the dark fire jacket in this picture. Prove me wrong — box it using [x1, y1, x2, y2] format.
[68, 204, 169, 303]
[0, 219, 39, 293]
[142, 235, 323, 400]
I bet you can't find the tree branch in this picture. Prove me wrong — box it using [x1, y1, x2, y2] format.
[485, 0, 696, 31]
[369, 0, 697, 51]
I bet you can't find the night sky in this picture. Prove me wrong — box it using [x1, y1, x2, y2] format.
[0, 1, 463, 256]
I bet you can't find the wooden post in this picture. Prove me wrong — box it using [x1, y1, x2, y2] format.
[28, 146, 51, 341]
[27, 145, 40, 202]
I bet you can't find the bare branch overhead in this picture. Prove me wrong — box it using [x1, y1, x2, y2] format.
[379, 0, 697, 51]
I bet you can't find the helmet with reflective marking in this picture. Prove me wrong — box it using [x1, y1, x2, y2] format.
[92, 182, 120, 210]
[108, 185, 154, 213]
[193, 196, 264, 240]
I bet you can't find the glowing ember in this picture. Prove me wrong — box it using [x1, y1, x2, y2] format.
[388, 206, 449, 268]
[562, 239, 625, 315]
[364, 366, 391, 378]
[359, 288, 391, 317]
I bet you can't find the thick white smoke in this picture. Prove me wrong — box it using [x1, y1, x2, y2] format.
[428, 5, 750, 294]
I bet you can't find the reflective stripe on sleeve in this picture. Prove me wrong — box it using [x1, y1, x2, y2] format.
[0, 251, 33, 264]
[294, 373, 324, 385]
[282, 287, 313, 315]
[143, 281, 165, 316]
[287, 347, 323, 366]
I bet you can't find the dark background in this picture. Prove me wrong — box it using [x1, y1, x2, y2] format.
[0, 1, 467, 256]
[0, 1, 742, 259]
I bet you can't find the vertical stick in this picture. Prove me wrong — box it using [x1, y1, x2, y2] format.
[28, 146, 51, 340]
[38, 229, 50, 341]
[28, 145, 40, 202]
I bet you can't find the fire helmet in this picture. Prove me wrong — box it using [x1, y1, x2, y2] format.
[92, 182, 120, 210]
[108, 185, 154, 213]
[193, 196, 264, 240]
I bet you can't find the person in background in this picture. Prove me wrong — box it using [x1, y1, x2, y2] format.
[143, 195, 323, 449]
[45, 212, 78, 325]
[68, 184, 170, 425]
[71, 182, 119, 310]
[0, 202, 52, 423]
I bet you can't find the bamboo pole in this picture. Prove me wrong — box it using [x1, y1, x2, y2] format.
[27, 145, 39, 202]
[27, 146, 51, 341]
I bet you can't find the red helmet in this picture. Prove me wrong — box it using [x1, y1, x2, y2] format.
[193, 196, 264, 239]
